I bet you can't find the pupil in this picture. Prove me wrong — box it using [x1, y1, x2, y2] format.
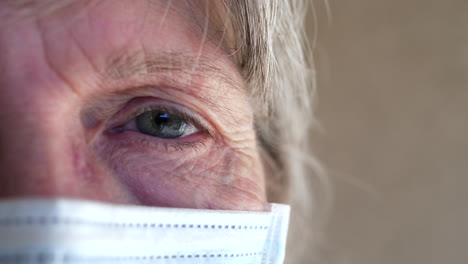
[154, 113, 169, 127]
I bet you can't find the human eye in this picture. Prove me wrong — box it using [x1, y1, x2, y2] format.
[106, 97, 210, 151]
[134, 110, 197, 139]
[121, 106, 200, 139]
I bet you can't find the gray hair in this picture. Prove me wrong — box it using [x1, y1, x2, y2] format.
[217, 1, 332, 263]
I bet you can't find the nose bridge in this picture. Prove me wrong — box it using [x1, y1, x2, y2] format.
[0, 103, 77, 198]
[0, 93, 138, 204]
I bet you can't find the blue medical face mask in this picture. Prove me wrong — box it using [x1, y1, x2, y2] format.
[0, 199, 290, 264]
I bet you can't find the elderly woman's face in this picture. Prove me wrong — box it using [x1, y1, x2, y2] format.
[0, 0, 266, 210]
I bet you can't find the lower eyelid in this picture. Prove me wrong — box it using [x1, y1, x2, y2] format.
[105, 130, 211, 153]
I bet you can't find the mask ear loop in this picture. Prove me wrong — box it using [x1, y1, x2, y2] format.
[263, 203, 291, 264]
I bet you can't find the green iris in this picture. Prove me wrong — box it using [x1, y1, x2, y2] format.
[136, 111, 187, 139]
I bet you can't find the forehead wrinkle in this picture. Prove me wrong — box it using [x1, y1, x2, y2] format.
[105, 51, 242, 91]
[2, 0, 98, 23]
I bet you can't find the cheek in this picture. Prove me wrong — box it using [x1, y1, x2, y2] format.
[93, 137, 266, 211]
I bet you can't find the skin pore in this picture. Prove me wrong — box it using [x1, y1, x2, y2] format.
[0, 0, 267, 210]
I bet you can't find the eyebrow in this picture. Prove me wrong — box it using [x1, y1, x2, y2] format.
[104, 51, 241, 89]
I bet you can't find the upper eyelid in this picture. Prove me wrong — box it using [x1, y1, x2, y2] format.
[83, 81, 249, 132]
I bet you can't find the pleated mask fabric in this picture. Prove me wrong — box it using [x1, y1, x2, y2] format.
[0, 199, 290, 264]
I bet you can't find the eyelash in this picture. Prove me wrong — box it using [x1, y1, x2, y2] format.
[108, 99, 212, 152]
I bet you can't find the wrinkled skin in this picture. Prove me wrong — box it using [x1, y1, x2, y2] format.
[0, 0, 266, 210]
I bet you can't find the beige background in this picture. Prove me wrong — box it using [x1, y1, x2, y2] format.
[307, 1, 468, 263]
